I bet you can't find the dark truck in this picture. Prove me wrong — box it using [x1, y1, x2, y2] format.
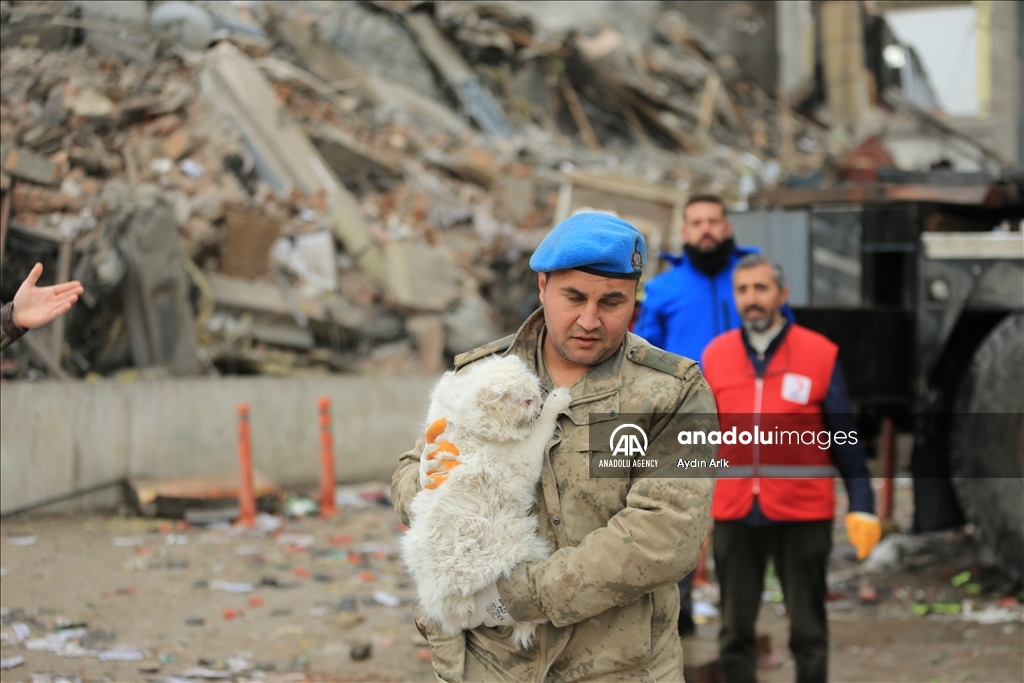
[733, 171, 1024, 580]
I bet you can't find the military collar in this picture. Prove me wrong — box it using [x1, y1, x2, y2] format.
[509, 307, 627, 403]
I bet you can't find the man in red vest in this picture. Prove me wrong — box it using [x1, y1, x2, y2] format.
[701, 254, 881, 683]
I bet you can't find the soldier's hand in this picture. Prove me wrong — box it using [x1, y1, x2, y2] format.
[419, 418, 461, 490]
[846, 512, 882, 560]
[466, 582, 514, 630]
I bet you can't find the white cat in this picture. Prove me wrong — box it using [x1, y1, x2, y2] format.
[401, 355, 571, 649]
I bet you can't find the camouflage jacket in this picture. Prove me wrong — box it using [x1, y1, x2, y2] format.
[392, 308, 718, 682]
[0, 302, 27, 353]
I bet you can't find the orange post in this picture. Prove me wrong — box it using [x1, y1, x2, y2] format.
[235, 403, 256, 528]
[318, 396, 337, 517]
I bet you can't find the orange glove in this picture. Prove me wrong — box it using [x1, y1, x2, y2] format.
[846, 512, 882, 560]
[419, 418, 461, 490]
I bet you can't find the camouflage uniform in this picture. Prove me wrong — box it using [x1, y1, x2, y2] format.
[392, 308, 718, 682]
[0, 302, 27, 352]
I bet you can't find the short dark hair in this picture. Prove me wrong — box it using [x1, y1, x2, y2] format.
[684, 194, 727, 217]
[734, 253, 786, 290]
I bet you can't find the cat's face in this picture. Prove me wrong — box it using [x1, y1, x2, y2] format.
[458, 356, 544, 442]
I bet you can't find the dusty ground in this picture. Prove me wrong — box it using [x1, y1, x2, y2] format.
[1, 482, 1021, 683]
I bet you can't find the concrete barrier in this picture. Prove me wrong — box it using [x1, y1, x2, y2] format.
[0, 375, 438, 514]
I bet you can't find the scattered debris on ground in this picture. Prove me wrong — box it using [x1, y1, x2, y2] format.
[1, 484, 1020, 683]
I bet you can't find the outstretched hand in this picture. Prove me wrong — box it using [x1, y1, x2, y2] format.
[11, 263, 84, 330]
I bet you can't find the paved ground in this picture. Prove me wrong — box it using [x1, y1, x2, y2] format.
[1, 482, 1021, 683]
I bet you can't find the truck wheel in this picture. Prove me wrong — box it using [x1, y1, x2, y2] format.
[949, 313, 1024, 581]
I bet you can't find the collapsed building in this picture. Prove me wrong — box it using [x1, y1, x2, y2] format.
[0, 0, 998, 380]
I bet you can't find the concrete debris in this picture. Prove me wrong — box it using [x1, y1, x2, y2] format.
[0, 0, 871, 381]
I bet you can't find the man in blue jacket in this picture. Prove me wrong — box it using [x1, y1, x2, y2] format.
[633, 194, 759, 363]
[633, 193, 759, 636]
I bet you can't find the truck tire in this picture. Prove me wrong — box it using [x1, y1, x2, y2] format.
[949, 313, 1024, 581]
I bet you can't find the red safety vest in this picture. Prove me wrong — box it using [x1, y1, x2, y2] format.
[702, 324, 838, 522]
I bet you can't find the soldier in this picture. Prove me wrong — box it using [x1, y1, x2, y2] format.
[1, 263, 84, 352]
[392, 212, 717, 682]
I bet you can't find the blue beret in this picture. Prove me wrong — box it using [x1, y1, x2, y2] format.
[530, 213, 646, 279]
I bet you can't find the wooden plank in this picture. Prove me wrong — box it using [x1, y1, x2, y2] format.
[560, 77, 602, 151]
[50, 239, 72, 362]
[21, 334, 71, 380]
[562, 171, 688, 206]
[696, 72, 721, 136]
[403, 12, 475, 84]
[750, 183, 997, 208]
[621, 105, 652, 147]
[127, 471, 278, 507]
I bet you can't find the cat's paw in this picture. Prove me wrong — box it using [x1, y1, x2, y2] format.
[545, 387, 572, 414]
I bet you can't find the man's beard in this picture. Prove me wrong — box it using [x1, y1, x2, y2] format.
[742, 315, 774, 333]
[684, 237, 736, 275]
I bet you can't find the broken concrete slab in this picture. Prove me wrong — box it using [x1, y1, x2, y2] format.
[114, 191, 199, 376]
[251, 319, 315, 350]
[404, 12, 515, 138]
[384, 241, 461, 312]
[272, 231, 339, 296]
[0, 0, 78, 50]
[75, 0, 152, 59]
[405, 314, 445, 375]
[2, 147, 61, 186]
[309, 124, 403, 191]
[264, 8, 381, 107]
[198, 43, 385, 286]
[206, 273, 364, 331]
[443, 294, 503, 356]
[496, 173, 538, 225]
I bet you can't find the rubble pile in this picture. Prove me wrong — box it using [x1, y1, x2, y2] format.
[0, 0, 830, 379]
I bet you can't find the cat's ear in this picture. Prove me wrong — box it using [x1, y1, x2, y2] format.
[489, 384, 509, 401]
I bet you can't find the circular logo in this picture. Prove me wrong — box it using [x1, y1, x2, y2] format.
[609, 423, 648, 457]
[631, 237, 644, 272]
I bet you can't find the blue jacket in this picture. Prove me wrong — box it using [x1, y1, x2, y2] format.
[633, 246, 763, 367]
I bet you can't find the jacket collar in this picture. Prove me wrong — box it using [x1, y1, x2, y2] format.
[507, 307, 626, 419]
[740, 318, 791, 378]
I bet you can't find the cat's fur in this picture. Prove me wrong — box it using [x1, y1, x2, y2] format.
[401, 355, 571, 649]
